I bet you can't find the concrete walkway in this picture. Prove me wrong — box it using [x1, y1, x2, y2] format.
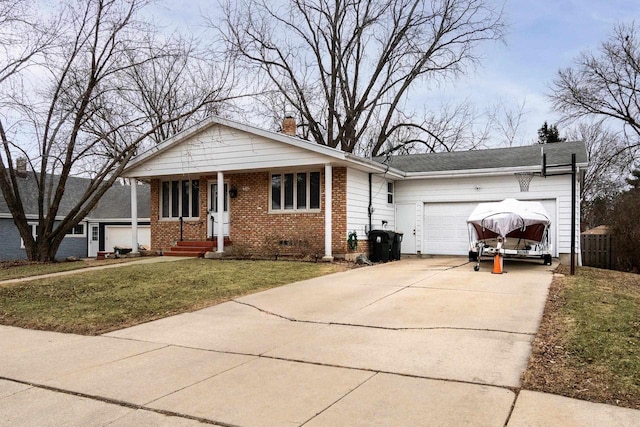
[0, 256, 186, 285]
[1, 257, 639, 426]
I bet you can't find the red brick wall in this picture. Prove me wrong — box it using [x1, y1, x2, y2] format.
[149, 168, 349, 256]
[149, 178, 207, 251]
[331, 167, 348, 254]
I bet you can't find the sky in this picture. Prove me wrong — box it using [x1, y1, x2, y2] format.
[151, 0, 640, 147]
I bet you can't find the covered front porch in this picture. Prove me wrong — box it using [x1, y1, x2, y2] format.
[128, 166, 344, 260]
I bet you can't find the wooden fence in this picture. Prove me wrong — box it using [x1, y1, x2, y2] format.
[581, 233, 614, 269]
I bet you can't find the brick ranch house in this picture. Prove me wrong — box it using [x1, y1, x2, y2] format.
[121, 115, 588, 263]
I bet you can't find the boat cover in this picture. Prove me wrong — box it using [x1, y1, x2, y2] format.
[467, 199, 551, 242]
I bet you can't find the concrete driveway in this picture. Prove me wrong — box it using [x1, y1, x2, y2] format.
[1, 257, 639, 426]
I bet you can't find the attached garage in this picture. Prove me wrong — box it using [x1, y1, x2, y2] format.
[422, 199, 558, 257]
[105, 225, 150, 251]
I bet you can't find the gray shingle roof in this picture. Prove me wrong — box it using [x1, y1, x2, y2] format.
[376, 141, 588, 173]
[0, 173, 149, 219]
[89, 183, 150, 219]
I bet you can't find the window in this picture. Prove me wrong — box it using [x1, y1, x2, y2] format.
[387, 181, 394, 204]
[91, 225, 99, 242]
[20, 223, 38, 249]
[161, 179, 200, 219]
[66, 223, 85, 236]
[271, 171, 321, 212]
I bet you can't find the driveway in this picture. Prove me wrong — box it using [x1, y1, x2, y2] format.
[1, 257, 639, 426]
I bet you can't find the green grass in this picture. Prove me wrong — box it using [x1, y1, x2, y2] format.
[523, 266, 640, 409]
[0, 258, 134, 281]
[563, 268, 640, 397]
[0, 259, 342, 335]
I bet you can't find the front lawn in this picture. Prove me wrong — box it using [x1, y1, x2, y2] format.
[523, 265, 640, 409]
[0, 259, 343, 335]
[0, 258, 135, 281]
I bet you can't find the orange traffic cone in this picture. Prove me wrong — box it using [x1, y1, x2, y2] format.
[492, 253, 503, 274]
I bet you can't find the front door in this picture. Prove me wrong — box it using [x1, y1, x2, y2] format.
[396, 203, 417, 254]
[208, 182, 229, 237]
[88, 223, 100, 257]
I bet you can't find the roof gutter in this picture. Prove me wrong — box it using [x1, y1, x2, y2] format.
[402, 163, 588, 180]
[344, 153, 405, 178]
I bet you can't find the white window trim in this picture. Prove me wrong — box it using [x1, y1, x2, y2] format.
[160, 179, 200, 221]
[20, 223, 38, 249]
[65, 223, 87, 238]
[387, 181, 394, 205]
[269, 171, 322, 213]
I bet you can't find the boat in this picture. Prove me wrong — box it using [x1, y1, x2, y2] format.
[467, 199, 553, 271]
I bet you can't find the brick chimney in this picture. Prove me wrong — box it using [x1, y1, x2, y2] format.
[16, 157, 27, 178]
[282, 114, 296, 136]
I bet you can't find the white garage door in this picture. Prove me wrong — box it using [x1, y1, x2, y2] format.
[105, 225, 150, 251]
[423, 200, 557, 256]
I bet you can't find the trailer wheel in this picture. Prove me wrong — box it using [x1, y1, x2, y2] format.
[469, 251, 478, 262]
[543, 254, 552, 265]
[474, 265, 480, 271]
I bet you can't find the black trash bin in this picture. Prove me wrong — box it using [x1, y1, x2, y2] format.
[369, 230, 391, 262]
[391, 232, 403, 260]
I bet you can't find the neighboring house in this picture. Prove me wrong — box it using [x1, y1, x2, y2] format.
[86, 183, 151, 257]
[0, 170, 150, 261]
[121, 115, 588, 264]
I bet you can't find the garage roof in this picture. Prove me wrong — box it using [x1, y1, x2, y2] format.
[376, 141, 588, 173]
[89, 183, 150, 219]
[0, 173, 149, 219]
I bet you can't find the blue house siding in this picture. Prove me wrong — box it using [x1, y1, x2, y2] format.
[0, 218, 27, 260]
[56, 234, 88, 259]
[0, 218, 88, 261]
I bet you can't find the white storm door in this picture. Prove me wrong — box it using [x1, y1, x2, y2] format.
[208, 182, 229, 237]
[88, 223, 99, 257]
[396, 203, 417, 254]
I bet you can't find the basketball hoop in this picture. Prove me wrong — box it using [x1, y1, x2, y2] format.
[515, 172, 534, 192]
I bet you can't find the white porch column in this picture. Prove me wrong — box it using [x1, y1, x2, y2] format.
[323, 164, 333, 261]
[130, 179, 139, 254]
[217, 171, 224, 253]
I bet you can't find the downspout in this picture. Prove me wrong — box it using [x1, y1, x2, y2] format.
[570, 153, 576, 275]
[368, 173, 373, 234]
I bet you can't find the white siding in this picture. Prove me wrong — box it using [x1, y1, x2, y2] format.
[346, 168, 395, 242]
[127, 125, 334, 177]
[394, 174, 578, 256]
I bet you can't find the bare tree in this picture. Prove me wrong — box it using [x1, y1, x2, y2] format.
[0, 0, 236, 261]
[368, 101, 490, 156]
[0, 0, 58, 86]
[567, 121, 630, 201]
[564, 120, 631, 228]
[217, 0, 504, 155]
[486, 97, 527, 147]
[550, 22, 640, 157]
[124, 35, 239, 145]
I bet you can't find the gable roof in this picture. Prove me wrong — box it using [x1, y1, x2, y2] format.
[0, 173, 149, 219]
[124, 116, 347, 172]
[122, 115, 405, 178]
[376, 141, 588, 175]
